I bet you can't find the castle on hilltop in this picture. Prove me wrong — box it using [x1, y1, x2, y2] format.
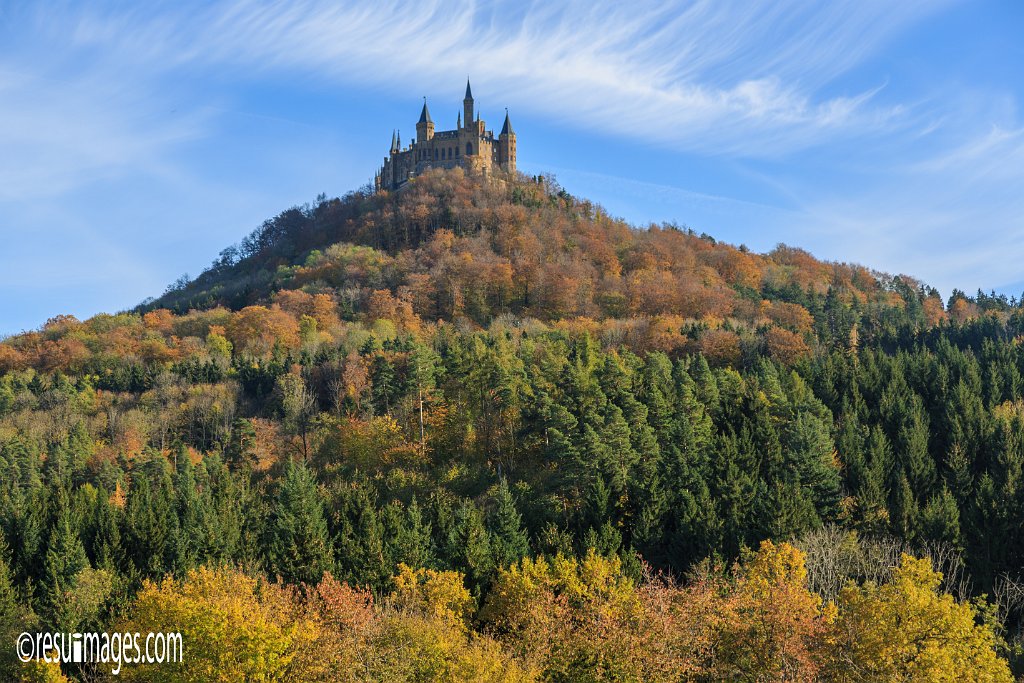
[374, 80, 516, 192]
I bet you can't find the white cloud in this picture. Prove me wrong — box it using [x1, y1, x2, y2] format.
[54, 0, 954, 157]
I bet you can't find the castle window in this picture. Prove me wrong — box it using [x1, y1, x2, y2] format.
[466, 142, 473, 155]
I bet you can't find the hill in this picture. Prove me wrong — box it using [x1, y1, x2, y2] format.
[145, 167, 946, 357]
[1, 168, 1022, 680]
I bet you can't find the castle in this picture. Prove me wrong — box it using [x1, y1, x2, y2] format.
[374, 80, 516, 192]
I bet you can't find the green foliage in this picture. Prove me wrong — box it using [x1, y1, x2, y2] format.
[0, 168, 1022, 675]
[269, 462, 333, 585]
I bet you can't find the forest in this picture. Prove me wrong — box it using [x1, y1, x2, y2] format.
[1, 167, 1023, 680]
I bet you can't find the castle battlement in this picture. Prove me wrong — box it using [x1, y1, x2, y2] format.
[375, 80, 516, 192]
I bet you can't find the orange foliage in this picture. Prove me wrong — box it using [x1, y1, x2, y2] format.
[34, 338, 90, 373]
[0, 344, 26, 372]
[699, 328, 742, 366]
[922, 297, 948, 327]
[366, 289, 422, 334]
[949, 298, 977, 324]
[274, 290, 342, 331]
[226, 305, 300, 355]
[765, 327, 811, 365]
[766, 301, 814, 334]
[142, 309, 175, 333]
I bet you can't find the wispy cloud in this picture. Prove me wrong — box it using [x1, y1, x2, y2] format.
[0, 34, 207, 203]
[54, 0, 952, 156]
[2, 0, 1022, 327]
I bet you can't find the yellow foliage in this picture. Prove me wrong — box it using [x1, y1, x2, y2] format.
[714, 540, 828, 681]
[828, 554, 1012, 682]
[114, 567, 318, 682]
[391, 564, 474, 631]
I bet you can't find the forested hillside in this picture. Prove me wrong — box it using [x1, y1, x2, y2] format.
[1, 168, 1023, 680]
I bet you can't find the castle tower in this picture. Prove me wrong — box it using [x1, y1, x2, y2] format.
[416, 99, 434, 143]
[463, 80, 474, 130]
[499, 109, 516, 172]
[390, 129, 399, 155]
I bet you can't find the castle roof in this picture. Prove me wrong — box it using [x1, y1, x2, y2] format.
[418, 100, 432, 124]
[465, 79, 473, 100]
[501, 110, 514, 136]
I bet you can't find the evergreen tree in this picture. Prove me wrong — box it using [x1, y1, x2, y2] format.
[487, 479, 530, 570]
[442, 500, 493, 593]
[383, 496, 435, 570]
[269, 462, 333, 585]
[328, 482, 388, 589]
[86, 486, 122, 571]
[920, 487, 962, 550]
[225, 418, 259, 473]
[42, 496, 89, 630]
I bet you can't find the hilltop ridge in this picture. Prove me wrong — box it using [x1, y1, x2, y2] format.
[143, 167, 945, 360]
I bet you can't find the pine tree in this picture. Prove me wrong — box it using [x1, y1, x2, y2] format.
[443, 500, 493, 593]
[328, 482, 388, 589]
[174, 445, 212, 572]
[43, 497, 89, 630]
[487, 479, 530, 570]
[86, 487, 122, 571]
[123, 467, 178, 579]
[383, 496, 435, 570]
[225, 418, 259, 473]
[920, 487, 962, 550]
[785, 412, 842, 522]
[269, 462, 333, 585]
[890, 474, 919, 541]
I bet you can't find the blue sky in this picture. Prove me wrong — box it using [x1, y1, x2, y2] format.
[2, 1, 1023, 336]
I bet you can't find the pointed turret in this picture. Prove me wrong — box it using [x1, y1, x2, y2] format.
[463, 79, 474, 128]
[416, 97, 434, 143]
[390, 129, 398, 154]
[457, 111, 462, 129]
[418, 98, 432, 124]
[499, 108, 517, 173]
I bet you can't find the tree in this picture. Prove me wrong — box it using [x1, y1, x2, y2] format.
[115, 567, 316, 683]
[268, 463, 333, 586]
[487, 480, 530, 570]
[225, 418, 259, 473]
[828, 554, 1011, 681]
[276, 374, 317, 461]
[42, 498, 90, 631]
[712, 541, 827, 681]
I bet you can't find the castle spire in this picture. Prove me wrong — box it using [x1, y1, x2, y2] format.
[463, 79, 474, 127]
[390, 129, 398, 154]
[418, 97, 432, 124]
[416, 98, 434, 143]
[500, 109, 514, 136]
[457, 111, 461, 129]
[396, 130, 401, 149]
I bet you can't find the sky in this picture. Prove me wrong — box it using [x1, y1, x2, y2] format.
[1, 0, 1023, 336]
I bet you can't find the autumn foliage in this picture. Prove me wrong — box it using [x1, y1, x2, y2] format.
[107, 543, 1010, 682]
